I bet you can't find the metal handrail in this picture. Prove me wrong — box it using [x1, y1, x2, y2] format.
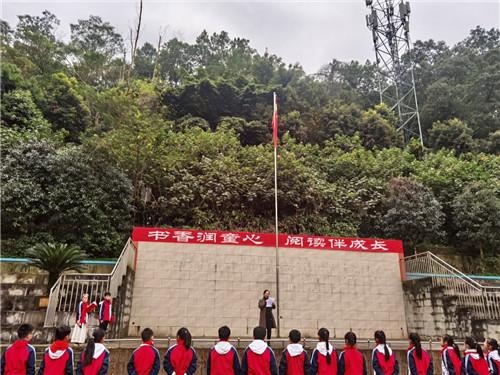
[404, 251, 500, 320]
[44, 238, 136, 327]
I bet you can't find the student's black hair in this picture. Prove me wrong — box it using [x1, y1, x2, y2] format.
[345, 331, 357, 346]
[83, 328, 106, 368]
[289, 329, 301, 344]
[177, 327, 192, 349]
[318, 328, 332, 365]
[263, 289, 270, 295]
[253, 326, 267, 340]
[442, 334, 461, 359]
[465, 337, 484, 358]
[374, 330, 391, 361]
[104, 292, 111, 297]
[55, 325, 71, 341]
[487, 338, 499, 351]
[409, 332, 422, 359]
[218, 326, 231, 341]
[141, 328, 154, 342]
[17, 324, 34, 339]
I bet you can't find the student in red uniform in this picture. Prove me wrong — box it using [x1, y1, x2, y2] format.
[1, 324, 36, 375]
[98, 292, 113, 332]
[127, 328, 160, 375]
[407, 333, 433, 375]
[372, 330, 399, 375]
[76, 328, 109, 375]
[279, 329, 310, 375]
[241, 326, 278, 375]
[440, 335, 461, 375]
[38, 325, 74, 375]
[485, 339, 500, 375]
[207, 325, 241, 375]
[311, 327, 338, 375]
[72, 294, 97, 344]
[463, 337, 489, 375]
[338, 332, 367, 375]
[163, 327, 197, 375]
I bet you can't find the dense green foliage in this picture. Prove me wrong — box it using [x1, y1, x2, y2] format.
[27, 242, 86, 288]
[1, 12, 498, 269]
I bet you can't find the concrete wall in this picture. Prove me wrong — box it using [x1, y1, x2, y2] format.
[0, 261, 114, 343]
[403, 277, 500, 339]
[128, 242, 406, 338]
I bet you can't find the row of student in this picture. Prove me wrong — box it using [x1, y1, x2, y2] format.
[2, 323, 500, 375]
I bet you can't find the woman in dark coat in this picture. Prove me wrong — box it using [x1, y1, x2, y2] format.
[258, 289, 276, 344]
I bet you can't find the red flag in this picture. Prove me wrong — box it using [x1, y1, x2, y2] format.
[272, 92, 278, 148]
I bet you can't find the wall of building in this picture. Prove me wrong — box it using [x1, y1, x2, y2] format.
[403, 277, 500, 339]
[128, 242, 406, 338]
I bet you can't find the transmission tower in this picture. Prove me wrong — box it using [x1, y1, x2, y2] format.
[365, 0, 424, 146]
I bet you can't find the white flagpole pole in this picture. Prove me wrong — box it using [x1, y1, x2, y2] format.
[273, 91, 280, 338]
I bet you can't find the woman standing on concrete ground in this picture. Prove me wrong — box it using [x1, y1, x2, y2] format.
[258, 289, 276, 345]
[71, 293, 97, 344]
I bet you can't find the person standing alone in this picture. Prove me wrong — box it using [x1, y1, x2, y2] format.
[258, 289, 276, 345]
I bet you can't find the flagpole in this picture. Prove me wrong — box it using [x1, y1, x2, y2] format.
[273, 92, 281, 338]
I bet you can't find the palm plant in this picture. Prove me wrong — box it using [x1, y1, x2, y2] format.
[27, 242, 86, 288]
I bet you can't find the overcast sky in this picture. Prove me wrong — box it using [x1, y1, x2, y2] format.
[2, 0, 499, 73]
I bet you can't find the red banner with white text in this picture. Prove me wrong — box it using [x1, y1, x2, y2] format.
[132, 227, 403, 254]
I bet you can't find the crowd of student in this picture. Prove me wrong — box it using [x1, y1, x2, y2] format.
[1, 321, 499, 375]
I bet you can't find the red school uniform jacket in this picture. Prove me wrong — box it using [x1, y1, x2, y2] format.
[1, 339, 36, 375]
[241, 339, 278, 375]
[127, 341, 161, 375]
[407, 345, 433, 375]
[372, 344, 399, 375]
[163, 341, 197, 375]
[207, 340, 241, 375]
[487, 350, 500, 375]
[338, 346, 367, 375]
[98, 300, 112, 322]
[76, 343, 110, 375]
[279, 343, 310, 375]
[38, 340, 74, 375]
[463, 350, 489, 375]
[441, 347, 462, 375]
[310, 342, 338, 375]
[76, 301, 97, 325]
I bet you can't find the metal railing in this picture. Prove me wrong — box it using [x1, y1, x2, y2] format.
[404, 251, 500, 320]
[44, 239, 136, 327]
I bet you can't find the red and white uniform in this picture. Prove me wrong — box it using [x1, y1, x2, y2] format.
[76, 343, 110, 375]
[463, 350, 489, 375]
[207, 340, 241, 375]
[127, 341, 160, 375]
[38, 340, 74, 375]
[279, 343, 310, 375]
[407, 345, 433, 375]
[0, 339, 36, 375]
[163, 340, 197, 375]
[372, 344, 399, 375]
[487, 350, 500, 375]
[441, 347, 462, 375]
[339, 346, 367, 375]
[98, 300, 112, 322]
[311, 341, 338, 375]
[241, 339, 278, 375]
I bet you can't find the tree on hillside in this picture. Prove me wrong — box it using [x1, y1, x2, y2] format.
[377, 178, 445, 253]
[452, 183, 500, 260]
[428, 118, 475, 154]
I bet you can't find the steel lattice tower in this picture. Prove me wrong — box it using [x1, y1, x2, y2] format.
[365, 0, 424, 146]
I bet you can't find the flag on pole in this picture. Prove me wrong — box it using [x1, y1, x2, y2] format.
[272, 92, 278, 148]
